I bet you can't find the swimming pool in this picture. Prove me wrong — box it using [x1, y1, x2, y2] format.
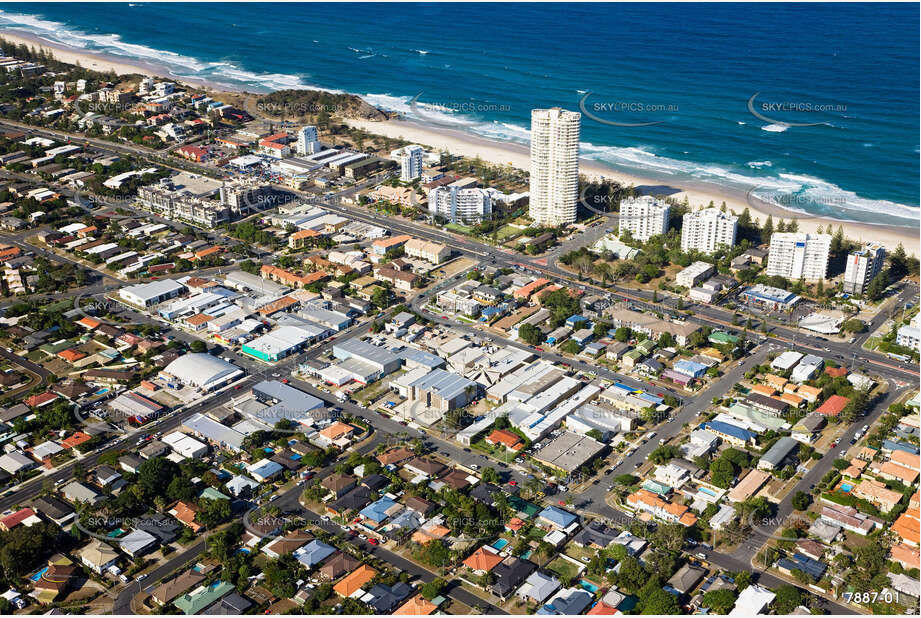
[492, 538, 509, 551]
[699, 487, 718, 497]
[520, 550, 532, 560]
[841, 482, 853, 492]
[94, 387, 110, 395]
[580, 579, 599, 593]
[29, 566, 48, 582]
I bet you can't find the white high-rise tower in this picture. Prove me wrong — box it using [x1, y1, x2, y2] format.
[529, 108, 580, 225]
[391, 145, 424, 182]
[296, 125, 320, 155]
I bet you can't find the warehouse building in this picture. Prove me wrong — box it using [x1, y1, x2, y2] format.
[241, 325, 317, 362]
[161, 353, 243, 391]
[331, 338, 402, 380]
[119, 279, 186, 308]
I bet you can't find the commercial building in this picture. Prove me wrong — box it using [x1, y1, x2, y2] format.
[119, 279, 186, 308]
[675, 261, 716, 289]
[428, 185, 492, 223]
[618, 195, 669, 241]
[766, 232, 831, 281]
[529, 107, 580, 225]
[680, 208, 737, 255]
[391, 145, 424, 181]
[739, 284, 801, 311]
[403, 368, 478, 413]
[531, 431, 605, 474]
[241, 325, 318, 362]
[332, 338, 402, 380]
[843, 242, 886, 295]
[161, 353, 243, 391]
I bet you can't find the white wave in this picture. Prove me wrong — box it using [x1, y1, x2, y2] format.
[414, 49, 429, 55]
[737, 121, 746, 125]
[761, 123, 788, 133]
[0, 9, 343, 93]
[746, 160, 772, 169]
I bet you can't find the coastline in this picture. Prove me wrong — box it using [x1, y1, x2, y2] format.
[2, 27, 917, 254]
[0, 28, 247, 94]
[345, 117, 920, 254]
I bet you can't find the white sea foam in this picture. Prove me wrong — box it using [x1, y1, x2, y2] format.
[0, 10, 345, 93]
[1, 10, 914, 225]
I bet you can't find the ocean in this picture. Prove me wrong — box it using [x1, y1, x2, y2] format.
[0, 2, 917, 228]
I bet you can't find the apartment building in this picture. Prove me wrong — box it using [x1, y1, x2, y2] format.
[766, 232, 831, 281]
[529, 108, 580, 225]
[618, 195, 669, 241]
[680, 208, 738, 254]
[390, 145, 424, 181]
[404, 238, 451, 264]
[428, 185, 492, 223]
[843, 241, 886, 295]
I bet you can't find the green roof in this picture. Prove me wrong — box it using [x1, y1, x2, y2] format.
[507, 495, 541, 518]
[642, 479, 671, 495]
[624, 349, 644, 361]
[709, 332, 739, 345]
[174, 581, 234, 614]
[636, 340, 657, 354]
[200, 487, 229, 500]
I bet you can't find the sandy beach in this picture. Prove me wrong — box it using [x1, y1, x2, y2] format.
[0, 29, 245, 93]
[2, 26, 918, 254]
[346, 117, 920, 254]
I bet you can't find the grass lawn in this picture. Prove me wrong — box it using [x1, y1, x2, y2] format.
[496, 225, 522, 240]
[353, 380, 392, 404]
[445, 223, 473, 235]
[546, 556, 582, 581]
[563, 542, 596, 563]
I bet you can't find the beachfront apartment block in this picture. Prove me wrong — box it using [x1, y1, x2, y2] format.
[529, 107, 580, 225]
[296, 125, 321, 156]
[680, 207, 738, 254]
[618, 195, 669, 241]
[766, 232, 831, 281]
[843, 241, 886, 295]
[428, 185, 492, 223]
[391, 144, 424, 181]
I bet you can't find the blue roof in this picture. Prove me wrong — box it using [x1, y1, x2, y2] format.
[294, 539, 336, 567]
[674, 360, 708, 377]
[566, 315, 587, 324]
[703, 421, 756, 442]
[538, 505, 578, 528]
[883, 439, 920, 455]
[778, 554, 826, 580]
[360, 496, 397, 523]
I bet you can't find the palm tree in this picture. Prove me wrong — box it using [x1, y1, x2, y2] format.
[594, 262, 612, 284]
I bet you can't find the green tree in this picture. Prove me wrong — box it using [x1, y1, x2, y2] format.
[771, 585, 802, 614]
[189, 340, 207, 353]
[791, 491, 811, 511]
[518, 323, 545, 346]
[702, 589, 737, 614]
